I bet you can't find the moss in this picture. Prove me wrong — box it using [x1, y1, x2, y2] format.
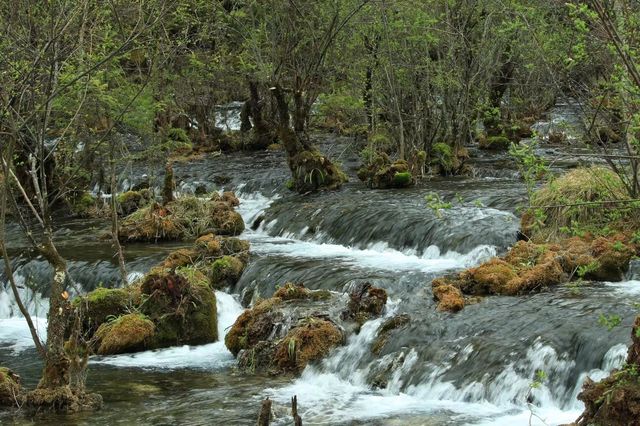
[273, 282, 311, 300]
[371, 314, 411, 355]
[0, 367, 23, 407]
[432, 281, 465, 312]
[117, 189, 153, 215]
[267, 143, 282, 151]
[72, 192, 98, 217]
[479, 135, 511, 150]
[392, 171, 412, 187]
[274, 319, 344, 373]
[589, 237, 634, 281]
[195, 233, 223, 256]
[73, 287, 132, 337]
[463, 259, 518, 295]
[94, 313, 155, 355]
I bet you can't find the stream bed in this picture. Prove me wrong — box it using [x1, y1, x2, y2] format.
[1, 101, 638, 425]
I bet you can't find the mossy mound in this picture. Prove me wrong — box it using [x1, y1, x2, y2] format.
[574, 316, 640, 426]
[521, 166, 637, 241]
[117, 189, 153, 215]
[431, 281, 465, 312]
[0, 367, 23, 407]
[432, 236, 638, 310]
[342, 282, 388, 326]
[430, 143, 471, 176]
[478, 135, 511, 151]
[157, 234, 249, 289]
[73, 287, 137, 337]
[118, 194, 244, 242]
[139, 268, 218, 348]
[227, 283, 378, 375]
[357, 152, 415, 189]
[94, 313, 155, 355]
[274, 319, 344, 374]
[273, 282, 331, 301]
[371, 314, 411, 355]
[209, 256, 245, 289]
[225, 297, 284, 357]
[288, 148, 347, 193]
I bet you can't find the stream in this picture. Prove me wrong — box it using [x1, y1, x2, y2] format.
[1, 100, 638, 425]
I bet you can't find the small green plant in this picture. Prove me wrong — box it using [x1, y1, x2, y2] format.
[425, 192, 453, 218]
[577, 260, 600, 278]
[598, 313, 622, 331]
[612, 241, 625, 252]
[287, 338, 297, 360]
[530, 370, 547, 389]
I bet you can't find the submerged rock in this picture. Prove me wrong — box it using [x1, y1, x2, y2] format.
[118, 194, 244, 242]
[371, 314, 411, 355]
[226, 282, 387, 375]
[0, 367, 23, 407]
[573, 315, 640, 426]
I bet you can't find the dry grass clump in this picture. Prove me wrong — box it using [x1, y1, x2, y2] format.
[522, 166, 636, 241]
[94, 313, 155, 355]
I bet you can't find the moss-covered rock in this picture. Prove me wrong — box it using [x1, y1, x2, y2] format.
[208, 255, 245, 289]
[288, 148, 347, 193]
[94, 313, 155, 355]
[0, 367, 23, 407]
[227, 282, 388, 376]
[117, 189, 153, 215]
[430, 143, 471, 176]
[357, 152, 414, 189]
[478, 135, 511, 150]
[119, 194, 245, 242]
[574, 315, 640, 426]
[432, 235, 639, 311]
[140, 268, 218, 348]
[73, 287, 135, 337]
[431, 281, 465, 312]
[71, 192, 101, 218]
[225, 297, 284, 357]
[274, 319, 344, 374]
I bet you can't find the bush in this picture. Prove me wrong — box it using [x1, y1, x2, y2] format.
[314, 93, 366, 135]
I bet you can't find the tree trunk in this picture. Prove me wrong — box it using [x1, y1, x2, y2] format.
[246, 81, 274, 150]
[271, 85, 346, 193]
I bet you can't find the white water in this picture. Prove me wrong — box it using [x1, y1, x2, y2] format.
[265, 312, 628, 426]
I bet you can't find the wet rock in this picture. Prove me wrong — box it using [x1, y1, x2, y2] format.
[371, 314, 411, 355]
[273, 282, 331, 301]
[342, 282, 388, 326]
[574, 315, 640, 426]
[94, 313, 155, 355]
[0, 367, 23, 407]
[118, 193, 244, 242]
